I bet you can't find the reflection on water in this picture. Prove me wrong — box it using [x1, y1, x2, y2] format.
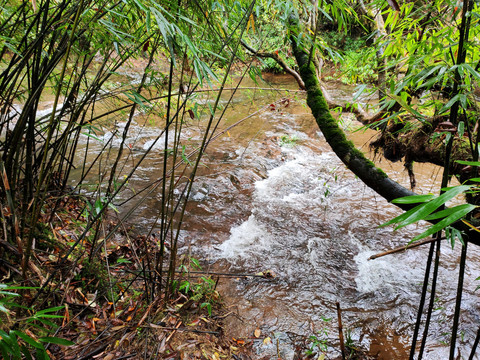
[71, 74, 480, 359]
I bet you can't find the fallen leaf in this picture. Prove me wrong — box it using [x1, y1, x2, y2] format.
[254, 328, 261, 338]
[263, 336, 271, 345]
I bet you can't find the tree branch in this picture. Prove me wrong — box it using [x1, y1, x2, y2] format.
[242, 40, 382, 124]
[241, 40, 306, 90]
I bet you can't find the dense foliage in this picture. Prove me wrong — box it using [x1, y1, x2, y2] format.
[1, 0, 480, 357]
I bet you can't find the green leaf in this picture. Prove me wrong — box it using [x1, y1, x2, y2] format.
[411, 204, 476, 241]
[39, 337, 75, 346]
[12, 331, 43, 349]
[458, 121, 465, 138]
[116, 258, 131, 264]
[459, 63, 480, 81]
[353, 84, 368, 102]
[391, 194, 435, 204]
[33, 314, 64, 319]
[0, 341, 11, 359]
[35, 348, 49, 360]
[20, 345, 34, 360]
[200, 302, 212, 316]
[446, 226, 464, 248]
[381, 185, 472, 229]
[0, 303, 9, 313]
[455, 160, 480, 166]
[439, 94, 467, 114]
[0, 285, 36, 291]
[35, 306, 65, 315]
[388, 94, 426, 122]
[424, 204, 476, 221]
[7, 332, 21, 359]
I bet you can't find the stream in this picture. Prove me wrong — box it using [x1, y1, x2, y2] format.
[74, 73, 480, 359]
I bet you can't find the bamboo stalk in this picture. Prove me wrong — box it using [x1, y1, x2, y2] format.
[418, 238, 441, 359]
[336, 302, 346, 360]
[410, 242, 435, 360]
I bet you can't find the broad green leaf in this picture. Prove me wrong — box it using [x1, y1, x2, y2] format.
[8, 332, 21, 359]
[0, 330, 13, 347]
[415, 65, 443, 83]
[35, 348, 49, 360]
[460, 63, 480, 81]
[381, 200, 429, 228]
[131, 0, 147, 12]
[0, 285, 36, 291]
[446, 226, 464, 248]
[411, 204, 476, 241]
[33, 314, 64, 319]
[391, 194, 435, 204]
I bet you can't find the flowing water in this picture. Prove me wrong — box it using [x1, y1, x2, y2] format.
[72, 74, 480, 359]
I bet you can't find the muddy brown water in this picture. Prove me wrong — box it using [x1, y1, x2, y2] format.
[71, 73, 480, 359]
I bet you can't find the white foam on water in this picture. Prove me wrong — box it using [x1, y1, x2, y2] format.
[218, 215, 273, 260]
[253, 150, 351, 206]
[354, 248, 424, 294]
[142, 135, 167, 151]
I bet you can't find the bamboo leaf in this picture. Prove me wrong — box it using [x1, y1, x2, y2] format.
[439, 94, 464, 114]
[388, 94, 426, 121]
[35, 306, 65, 315]
[455, 160, 480, 166]
[391, 194, 435, 204]
[411, 204, 476, 241]
[396, 185, 472, 229]
[458, 121, 465, 138]
[12, 331, 43, 349]
[381, 185, 472, 229]
[424, 204, 476, 221]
